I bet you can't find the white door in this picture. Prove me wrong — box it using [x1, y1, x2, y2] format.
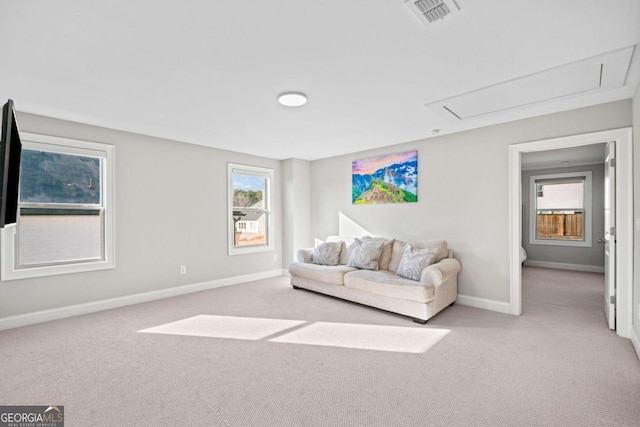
[604, 142, 616, 330]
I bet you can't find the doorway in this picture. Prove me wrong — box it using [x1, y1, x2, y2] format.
[509, 128, 633, 338]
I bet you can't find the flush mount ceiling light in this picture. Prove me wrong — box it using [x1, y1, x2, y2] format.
[278, 92, 307, 107]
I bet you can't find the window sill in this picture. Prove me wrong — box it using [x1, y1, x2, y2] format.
[528, 239, 592, 248]
[228, 245, 273, 256]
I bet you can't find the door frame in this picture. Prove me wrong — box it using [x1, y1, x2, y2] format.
[509, 127, 633, 338]
[604, 141, 616, 330]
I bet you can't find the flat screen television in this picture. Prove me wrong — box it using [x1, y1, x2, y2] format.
[0, 99, 22, 228]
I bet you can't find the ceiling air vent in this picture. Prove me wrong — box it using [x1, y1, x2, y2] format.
[404, 0, 460, 25]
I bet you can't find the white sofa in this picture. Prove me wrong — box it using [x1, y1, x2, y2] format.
[288, 236, 461, 323]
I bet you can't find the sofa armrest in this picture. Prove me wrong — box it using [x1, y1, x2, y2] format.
[420, 258, 461, 286]
[296, 248, 314, 263]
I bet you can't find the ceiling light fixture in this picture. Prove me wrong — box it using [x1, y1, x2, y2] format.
[278, 92, 307, 107]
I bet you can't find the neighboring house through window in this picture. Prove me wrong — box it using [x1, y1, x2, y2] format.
[228, 163, 273, 255]
[0, 133, 115, 280]
[529, 171, 592, 247]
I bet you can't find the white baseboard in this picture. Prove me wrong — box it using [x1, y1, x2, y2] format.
[0, 269, 284, 331]
[456, 294, 511, 314]
[523, 260, 604, 273]
[631, 328, 640, 361]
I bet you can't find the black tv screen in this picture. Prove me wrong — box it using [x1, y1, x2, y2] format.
[0, 99, 22, 228]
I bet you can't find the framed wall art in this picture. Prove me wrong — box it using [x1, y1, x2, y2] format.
[352, 150, 417, 204]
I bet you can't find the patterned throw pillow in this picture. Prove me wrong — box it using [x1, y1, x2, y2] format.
[347, 238, 385, 270]
[362, 236, 394, 270]
[312, 241, 343, 266]
[396, 244, 440, 281]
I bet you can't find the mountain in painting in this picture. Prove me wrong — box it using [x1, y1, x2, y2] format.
[352, 174, 372, 201]
[352, 160, 417, 204]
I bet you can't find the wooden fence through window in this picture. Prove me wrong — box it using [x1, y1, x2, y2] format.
[536, 213, 583, 240]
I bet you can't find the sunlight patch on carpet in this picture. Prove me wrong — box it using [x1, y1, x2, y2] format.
[270, 322, 450, 353]
[139, 316, 450, 353]
[138, 315, 305, 340]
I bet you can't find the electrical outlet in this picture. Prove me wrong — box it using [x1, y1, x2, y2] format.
[180, 265, 187, 275]
[273, 253, 278, 262]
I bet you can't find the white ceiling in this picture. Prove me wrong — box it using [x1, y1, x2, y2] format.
[1, 1, 639, 161]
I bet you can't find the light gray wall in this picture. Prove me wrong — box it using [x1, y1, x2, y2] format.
[309, 100, 631, 303]
[0, 113, 282, 318]
[282, 158, 310, 263]
[521, 164, 605, 268]
[633, 83, 640, 346]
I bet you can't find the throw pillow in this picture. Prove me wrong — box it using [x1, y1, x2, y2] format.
[389, 239, 448, 272]
[318, 236, 356, 265]
[312, 241, 343, 266]
[396, 245, 440, 281]
[412, 239, 448, 261]
[362, 236, 394, 270]
[328, 236, 351, 265]
[347, 238, 385, 270]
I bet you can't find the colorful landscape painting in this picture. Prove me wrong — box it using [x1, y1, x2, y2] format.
[352, 150, 418, 204]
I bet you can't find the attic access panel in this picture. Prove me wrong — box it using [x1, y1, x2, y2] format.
[425, 47, 634, 121]
[404, 0, 461, 25]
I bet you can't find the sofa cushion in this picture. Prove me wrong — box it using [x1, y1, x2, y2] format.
[389, 239, 448, 273]
[343, 270, 435, 303]
[347, 238, 385, 270]
[340, 241, 356, 265]
[312, 241, 343, 266]
[362, 236, 394, 270]
[288, 262, 357, 285]
[396, 245, 440, 281]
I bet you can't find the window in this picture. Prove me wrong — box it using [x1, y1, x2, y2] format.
[529, 171, 592, 247]
[1, 133, 115, 280]
[228, 163, 273, 255]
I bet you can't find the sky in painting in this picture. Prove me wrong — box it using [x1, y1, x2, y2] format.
[352, 151, 417, 175]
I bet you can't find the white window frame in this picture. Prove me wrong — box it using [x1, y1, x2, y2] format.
[228, 163, 273, 255]
[529, 171, 592, 247]
[0, 133, 115, 280]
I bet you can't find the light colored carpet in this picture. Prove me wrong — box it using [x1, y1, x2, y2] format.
[0, 267, 638, 426]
